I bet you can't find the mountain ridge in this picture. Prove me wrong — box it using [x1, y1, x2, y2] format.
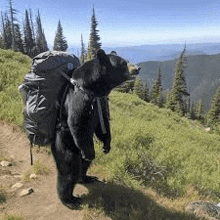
[138, 52, 220, 111]
[103, 42, 220, 63]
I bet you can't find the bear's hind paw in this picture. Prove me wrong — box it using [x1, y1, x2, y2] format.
[61, 197, 82, 210]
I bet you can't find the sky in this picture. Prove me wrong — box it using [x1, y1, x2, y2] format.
[1, 0, 220, 50]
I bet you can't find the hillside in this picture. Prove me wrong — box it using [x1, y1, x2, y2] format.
[2, 49, 220, 219]
[0, 49, 31, 125]
[138, 53, 220, 111]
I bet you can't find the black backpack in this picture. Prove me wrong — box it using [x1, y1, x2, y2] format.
[19, 51, 80, 146]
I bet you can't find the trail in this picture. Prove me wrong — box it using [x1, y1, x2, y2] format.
[0, 122, 110, 220]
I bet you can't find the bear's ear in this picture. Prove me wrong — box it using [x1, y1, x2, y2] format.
[97, 49, 112, 71]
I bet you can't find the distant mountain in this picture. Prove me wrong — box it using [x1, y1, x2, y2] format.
[138, 53, 220, 111]
[104, 43, 220, 63]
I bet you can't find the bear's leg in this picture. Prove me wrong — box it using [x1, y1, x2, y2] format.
[78, 159, 98, 183]
[51, 130, 82, 209]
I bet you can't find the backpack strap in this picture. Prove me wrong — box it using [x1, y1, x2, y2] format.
[59, 70, 108, 135]
[56, 85, 70, 131]
[30, 142, 33, 166]
[96, 98, 107, 134]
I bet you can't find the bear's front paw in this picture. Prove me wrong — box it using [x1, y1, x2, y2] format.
[103, 143, 110, 154]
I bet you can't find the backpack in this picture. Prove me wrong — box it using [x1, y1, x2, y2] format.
[19, 51, 80, 146]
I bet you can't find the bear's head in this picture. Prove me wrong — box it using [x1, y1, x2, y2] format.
[72, 49, 138, 97]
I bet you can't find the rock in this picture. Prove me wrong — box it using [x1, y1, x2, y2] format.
[205, 127, 211, 132]
[11, 183, 23, 189]
[30, 173, 37, 179]
[186, 200, 220, 219]
[14, 175, 23, 179]
[0, 161, 12, 167]
[19, 188, 34, 197]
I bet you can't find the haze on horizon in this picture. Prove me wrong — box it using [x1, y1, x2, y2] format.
[1, 0, 220, 47]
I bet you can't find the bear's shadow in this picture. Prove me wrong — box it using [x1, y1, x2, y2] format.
[80, 180, 201, 220]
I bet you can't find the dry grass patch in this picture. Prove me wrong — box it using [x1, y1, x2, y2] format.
[22, 160, 49, 182]
[0, 212, 26, 220]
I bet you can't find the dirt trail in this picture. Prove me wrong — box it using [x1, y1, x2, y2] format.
[0, 122, 110, 220]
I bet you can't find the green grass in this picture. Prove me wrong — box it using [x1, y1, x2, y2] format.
[94, 91, 220, 198]
[0, 49, 31, 126]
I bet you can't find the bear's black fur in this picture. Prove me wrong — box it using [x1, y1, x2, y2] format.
[51, 49, 133, 209]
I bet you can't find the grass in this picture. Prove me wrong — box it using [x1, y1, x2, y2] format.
[81, 180, 205, 220]
[0, 213, 26, 220]
[94, 91, 220, 200]
[0, 49, 31, 126]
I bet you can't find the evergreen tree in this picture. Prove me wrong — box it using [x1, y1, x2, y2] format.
[1, 12, 7, 49]
[4, 14, 12, 49]
[206, 86, 220, 126]
[133, 78, 144, 100]
[88, 6, 101, 59]
[29, 9, 35, 46]
[142, 80, 150, 102]
[23, 10, 34, 56]
[1, 12, 13, 49]
[35, 10, 48, 55]
[165, 46, 189, 115]
[188, 101, 196, 120]
[151, 66, 162, 106]
[53, 20, 68, 51]
[0, 34, 4, 49]
[195, 99, 204, 121]
[80, 34, 86, 64]
[14, 23, 23, 52]
[8, 0, 15, 50]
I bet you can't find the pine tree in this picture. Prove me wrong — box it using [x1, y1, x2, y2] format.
[23, 10, 34, 56]
[195, 99, 204, 121]
[8, 0, 15, 50]
[14, 23, 23, 52]
[35, 10, 48, 55]
[80, 34, 86, 64]
[1, 12, 7, 49]
[88, 6, 101, 59]
[206, 87, 220, 126]
[188, 101, 196, 120]
[4, 14, 12, 49]
[29, 9, 35, 46]
[142, 80, 150, 102]
[165, 46, 189, 115]
[133, 78, 144, 100]
[53, 20, 68, 51]
[1, 13, 6, 49]
[0, 34, 4, 49]
[151, 66, 162, 106]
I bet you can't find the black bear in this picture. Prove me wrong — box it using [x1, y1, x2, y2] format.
[51, 49, 138, 209]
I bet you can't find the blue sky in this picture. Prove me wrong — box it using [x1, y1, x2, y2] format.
[1, 0, 220, 49]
